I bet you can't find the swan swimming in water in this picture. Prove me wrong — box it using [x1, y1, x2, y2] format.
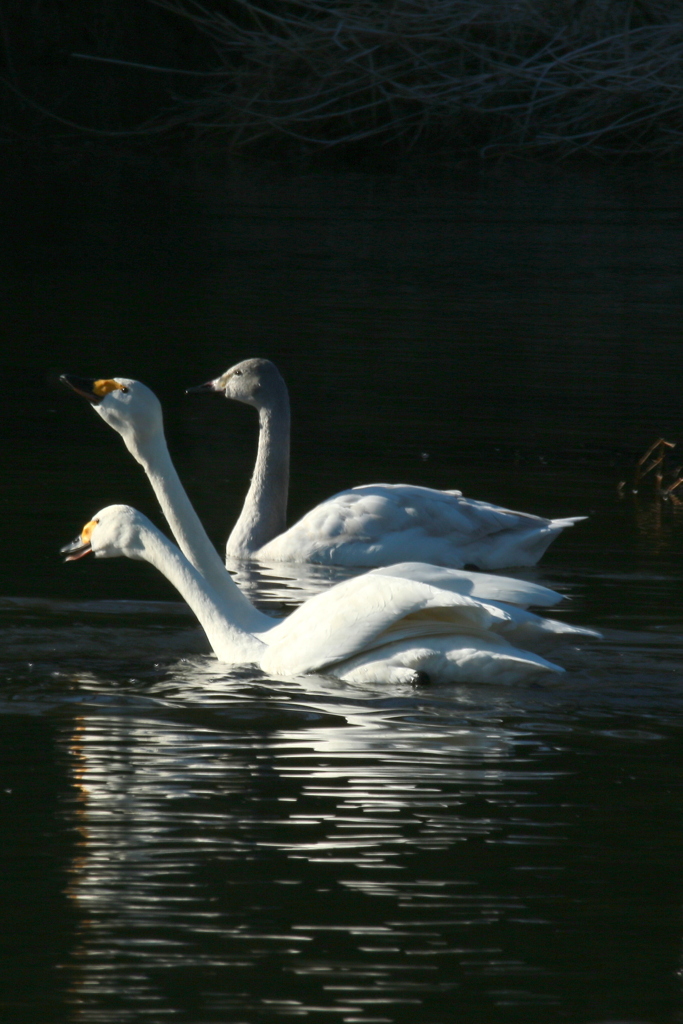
[59, 374, 594, 640]
[187, 358, 585, 569]
[62, 503, 591, 685]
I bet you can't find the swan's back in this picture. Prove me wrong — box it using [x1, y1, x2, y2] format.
[257, 483, 582, 569]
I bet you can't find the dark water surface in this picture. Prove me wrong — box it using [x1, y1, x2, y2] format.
[1, 158, 683, 1023]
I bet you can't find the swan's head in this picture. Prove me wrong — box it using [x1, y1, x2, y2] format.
[60, 376, 163, 450]
[61, 504, 149, 561]
[186, 358, 285, 410]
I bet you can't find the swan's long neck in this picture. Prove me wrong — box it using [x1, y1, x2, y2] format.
[134, 522, 265, 664]
[226, 388, 290, 558]
[127, 429, 272, 633]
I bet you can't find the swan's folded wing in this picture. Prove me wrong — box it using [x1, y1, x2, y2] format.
[263, 484, 576, 567]
[478, 600, 602, 639]
[369, 562, 564, 608]
[259, 573, 509, 677]
[303, 484, 551, 541]
[373, 565, 599, 639]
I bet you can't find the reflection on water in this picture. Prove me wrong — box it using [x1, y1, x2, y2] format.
[227, 559, 358, 610]
[49, 657, 681, 1024]
[627, 491, 683, 557]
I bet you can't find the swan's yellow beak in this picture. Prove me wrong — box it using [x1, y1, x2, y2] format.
[60, 375, 126, 404]
[60, 518, 98, 561]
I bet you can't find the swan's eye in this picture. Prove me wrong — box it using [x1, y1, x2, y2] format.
[120, 386, 129, 393]
[233, 370, 242, 377]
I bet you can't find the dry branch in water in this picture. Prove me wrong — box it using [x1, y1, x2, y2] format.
[621, 438, 683, 499]
[122, 0, 683, 153]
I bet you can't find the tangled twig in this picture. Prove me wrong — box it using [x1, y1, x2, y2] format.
[66, 0, 683, 154]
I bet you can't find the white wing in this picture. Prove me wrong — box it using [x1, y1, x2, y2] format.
[259, 572, 511, 677]
[368, 561, 563, 607]
[370, 564, 601, 641]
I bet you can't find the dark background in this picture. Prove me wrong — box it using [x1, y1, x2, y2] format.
[2, 155, 683, 604]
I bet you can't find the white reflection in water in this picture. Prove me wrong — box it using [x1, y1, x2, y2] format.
[228, 558, 358, 611]
[58, 682, 574, 1022]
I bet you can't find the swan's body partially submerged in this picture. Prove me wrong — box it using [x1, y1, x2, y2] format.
[188, 358, 584, 569]
[62, 505, 590, 685]
[239, 482, 581, 569]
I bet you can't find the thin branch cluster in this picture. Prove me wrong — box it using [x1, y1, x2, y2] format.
[148, 0, 683, 155]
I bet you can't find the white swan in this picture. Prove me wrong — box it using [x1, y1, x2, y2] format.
[61, 504, 581, 685]
[188, 358, 585, 569]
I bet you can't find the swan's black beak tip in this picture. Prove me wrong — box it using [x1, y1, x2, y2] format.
[60, 374, 100, 404]
[60, 536, 93, 562]
[186, 380, 216, 395]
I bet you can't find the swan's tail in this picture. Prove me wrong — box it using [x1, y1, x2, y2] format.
[549, 516, 587, 529]
[471, 515, 587, 569]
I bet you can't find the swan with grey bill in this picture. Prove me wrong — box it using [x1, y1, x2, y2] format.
[188, 358, 585, 569]
[61, 505, 598, 686]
